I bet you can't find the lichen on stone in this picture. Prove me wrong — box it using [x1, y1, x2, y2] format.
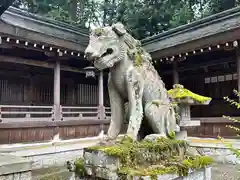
[86, 136, 212, 178]
[168, 84, 212, 104]
[151, 100, 162, 107]
[93, 28, 105, 36]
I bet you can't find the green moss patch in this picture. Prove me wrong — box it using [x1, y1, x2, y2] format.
[168, 84, 212, 104]
[74, 158, 86, 177]
[85, 136, 212, 178]
[135, 52, 143, 67]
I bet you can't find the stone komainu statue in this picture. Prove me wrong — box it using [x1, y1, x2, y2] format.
[85, 22, 179, 140]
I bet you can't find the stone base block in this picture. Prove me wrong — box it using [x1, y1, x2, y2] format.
[81, 166, 211, 180]
[0, 154, 32, 180]
[131, 167, 211, 180]
[82, 149, 212, 180]
[84, 148, 120, 171]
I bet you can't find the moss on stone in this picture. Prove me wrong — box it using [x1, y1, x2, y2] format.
[151, 100, 161, 107]
[118, 155, 212, 178]
[93, 28, 104, 36]
[74, 158, 87, 178]
[86, 136, 213, 178]
[135, 52, 143, 67]
[168, 84, 212, 104]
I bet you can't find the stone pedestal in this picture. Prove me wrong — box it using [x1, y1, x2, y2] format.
[79, 148, 212, 180]
[0, 154, 32, 180]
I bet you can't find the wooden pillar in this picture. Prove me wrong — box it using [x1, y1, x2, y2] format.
[28, 74, 34, 105]
[173, 61, 179, 84]
[54, 60, 61, 120]
[237, 49, 240, 101]
[98, 71, 105, 120]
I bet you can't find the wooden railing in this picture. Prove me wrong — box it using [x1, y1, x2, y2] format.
[0, 105, 112, 123]
[61, 106, 99, 121]
[0, 105, 54, 123]
[105, 107, 111, 119]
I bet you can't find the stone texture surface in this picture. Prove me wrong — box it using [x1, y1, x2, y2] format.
[197, 147, 240, 165]
[83, 149, 211, 180]
[120, 167, 211, 180]
[0, 154, 32, 175]
[0, 154, 32, 180]
[84, 149, 120, 170]
[31, 163, 239, 180]
[83, 149, 121, 179]
[22, 149, 84, 169]
[0, 171, 31, 180]
[212, 163, 240, 180]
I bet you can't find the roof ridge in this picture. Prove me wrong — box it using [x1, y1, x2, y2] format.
[6, 6, 89, 35]
[141, 6, 240, 44]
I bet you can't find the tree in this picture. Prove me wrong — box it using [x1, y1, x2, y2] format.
[219, 90, 240, 159]
[13, 0, 240, 38]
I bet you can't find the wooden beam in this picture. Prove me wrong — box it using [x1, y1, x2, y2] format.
[162, 57, 234, 75]
[0, 55, 111, 77]
[150, 28, 240, 59]
[0, 43, 80, 59]
[0, 119, 110, 129]
[0, 55, 85, 74]
[0, 42, 49, 53]
[191, 117, 240, 123]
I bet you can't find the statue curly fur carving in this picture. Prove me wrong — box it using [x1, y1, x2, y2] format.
[85, 22, 179, 140]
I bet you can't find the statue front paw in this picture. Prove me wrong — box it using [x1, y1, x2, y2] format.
[144, 133, 167, 141]
[98, 136, 117, 146]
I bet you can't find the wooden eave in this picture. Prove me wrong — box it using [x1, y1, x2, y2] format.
[142, 6, 240, 60]
[0, 7, 89, 54]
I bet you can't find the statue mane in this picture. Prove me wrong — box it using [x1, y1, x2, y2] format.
[122, 32, 153, 67]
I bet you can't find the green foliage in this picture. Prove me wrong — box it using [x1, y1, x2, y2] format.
[168, 131, 176, 139]
[15, 0, 240, 38]
[86, 136, 212, 178]
[221, 89, 240, 158]
[46, 7, 73, 24]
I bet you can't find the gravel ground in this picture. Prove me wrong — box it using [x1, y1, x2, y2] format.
[212, 163, 240, 180]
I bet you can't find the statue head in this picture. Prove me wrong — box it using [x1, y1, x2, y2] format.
[84, 23, 129, 70]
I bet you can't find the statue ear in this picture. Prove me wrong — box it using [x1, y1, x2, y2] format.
[112, 22, 126, 36]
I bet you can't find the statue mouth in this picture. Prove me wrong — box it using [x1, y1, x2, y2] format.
[92, 48, 114, 70]
[100, 48, 114, 58]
